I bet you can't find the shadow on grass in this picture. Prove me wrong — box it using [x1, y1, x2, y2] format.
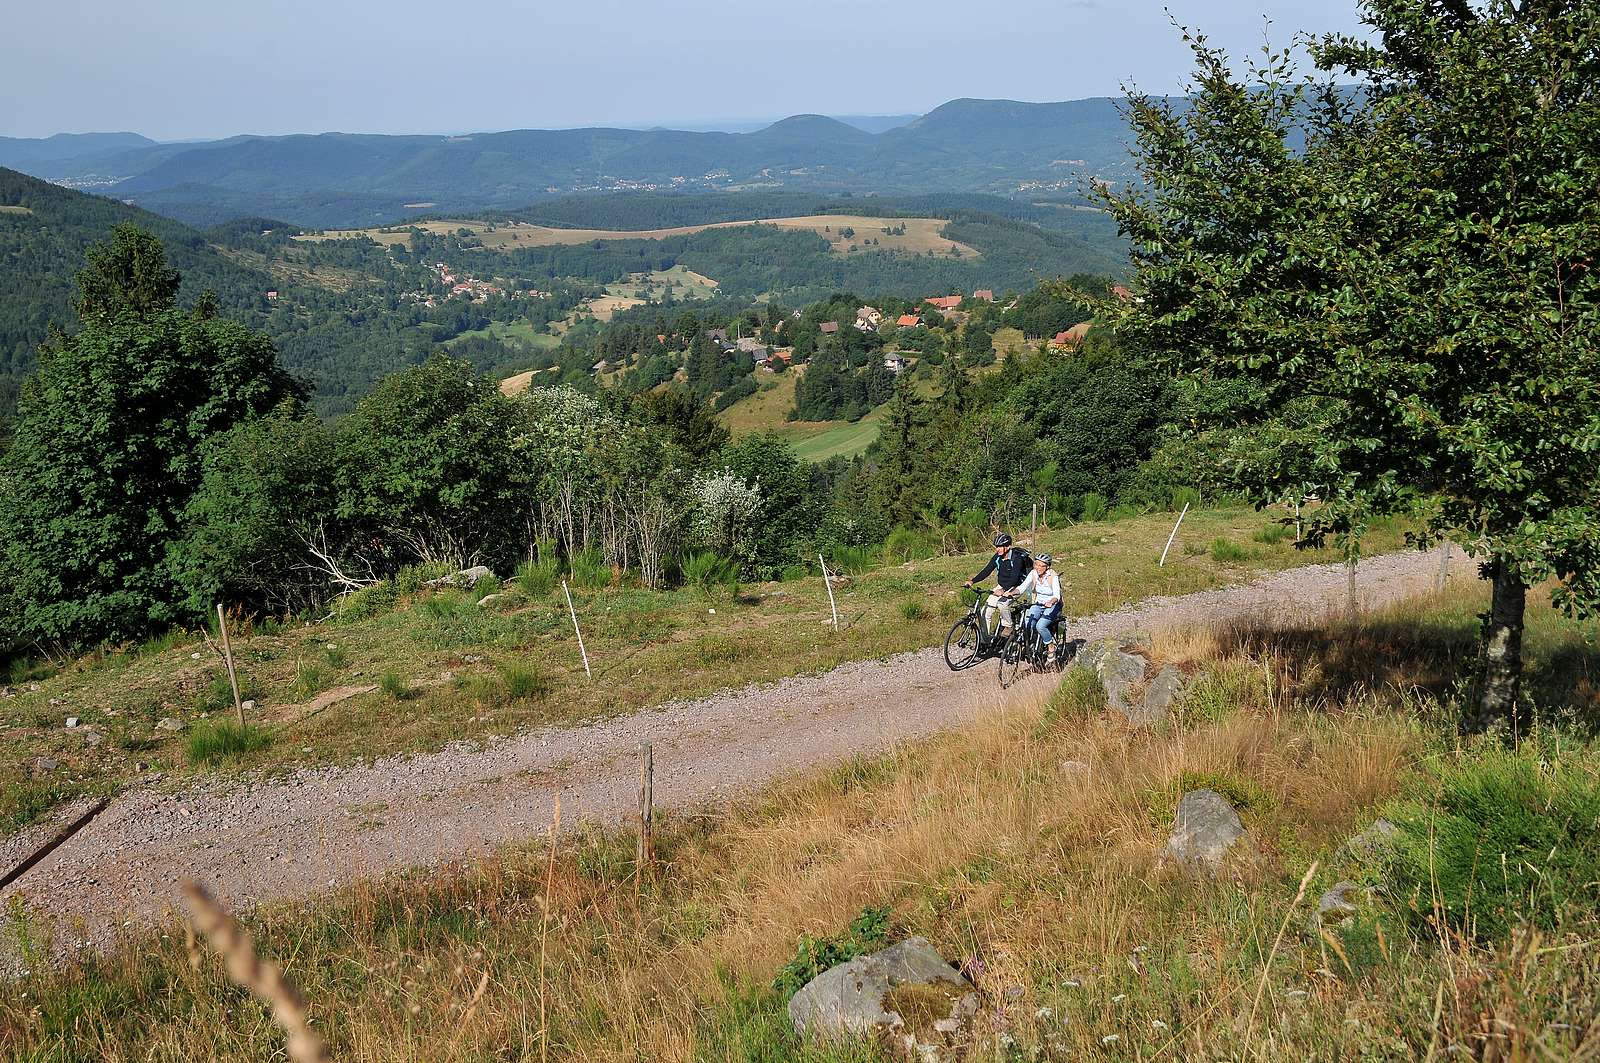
[1215, 599, 1600, 732]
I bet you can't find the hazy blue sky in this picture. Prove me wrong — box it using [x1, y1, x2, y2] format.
[5, 0, 1368, 140]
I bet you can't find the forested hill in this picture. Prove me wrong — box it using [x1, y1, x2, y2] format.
[8, 97, 1150, 229]
[0, 167, 288, 424]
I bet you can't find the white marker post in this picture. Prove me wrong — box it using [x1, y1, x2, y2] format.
[818, 554, 840, 629]
[1158, 502, 1190, 568]
[562, 580, 592, 678]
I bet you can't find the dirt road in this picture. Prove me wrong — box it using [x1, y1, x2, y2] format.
[3, 549, 1463, 955]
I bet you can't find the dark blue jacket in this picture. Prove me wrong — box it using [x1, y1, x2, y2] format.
[972, 547, 1032, 590]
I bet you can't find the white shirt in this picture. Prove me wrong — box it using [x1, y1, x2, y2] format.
[1016, 568, 1061, 606]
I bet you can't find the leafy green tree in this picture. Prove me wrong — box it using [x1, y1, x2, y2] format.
[0, 227, 300, 646]
[1105, 0, 1600, 731]
[172, 410, 338, 616]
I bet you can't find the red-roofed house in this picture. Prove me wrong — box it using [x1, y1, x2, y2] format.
[896, 313, 921, 328]
[972, 289, 994, 302]
[925, 295, 962, 312]
[819, 321, 839, 334]
[1050, 321, 1094, 350]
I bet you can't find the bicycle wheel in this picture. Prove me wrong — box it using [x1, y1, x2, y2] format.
[943, 615, 982, 671]
[998, 634, 1023, 688]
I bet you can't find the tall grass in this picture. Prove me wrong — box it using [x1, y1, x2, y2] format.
[186, 722, 273, 764]
[570, 548, 611, 590]
[681, 551, 738, 596]
[517, 555, 561, 597]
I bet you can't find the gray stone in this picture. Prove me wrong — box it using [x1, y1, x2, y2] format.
[1165, 789, 1248, 873]
[83, 729, 103, 748]
[789, 937, 977, 1054]
[156, 717, 185, 732]
[1311, 881, 1361, 931]
[65, 717, 80, 728]
[32, 756, 59, 775]
[240, 699, 256, 714]
[1346, 818, 1401, 862]
[1074, 637, 1150, 709]
[1126, 664, 1186, 727]
[430, 565, 494, 589]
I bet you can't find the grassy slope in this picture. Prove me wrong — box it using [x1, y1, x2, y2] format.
[1, 509, 1408, 832]
[716, 372, 885, 462]
[7, 586, 1597, 1060]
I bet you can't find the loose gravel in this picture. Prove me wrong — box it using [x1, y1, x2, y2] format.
[2, 549, 1461, 958]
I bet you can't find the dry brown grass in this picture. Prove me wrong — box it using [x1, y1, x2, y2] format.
[11, 587, 1597, 1060]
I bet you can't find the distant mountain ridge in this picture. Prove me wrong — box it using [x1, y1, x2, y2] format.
[4, 97, 1148, 228]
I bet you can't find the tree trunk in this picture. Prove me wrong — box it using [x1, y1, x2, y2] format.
[1469, 558, 1527, 737]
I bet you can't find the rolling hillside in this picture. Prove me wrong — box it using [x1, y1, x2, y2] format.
[6, 97, 1152, 229]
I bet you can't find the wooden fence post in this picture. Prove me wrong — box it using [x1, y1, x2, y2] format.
[636, 741, 654, 889]
[217, 604, 244, 728]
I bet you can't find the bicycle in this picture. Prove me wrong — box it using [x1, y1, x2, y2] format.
[943, 587, 1012, 670]
[996, 603, 1066, 688]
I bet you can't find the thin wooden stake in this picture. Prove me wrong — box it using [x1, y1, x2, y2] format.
[562, 580, 591, 678]
[636, 741, 654, 890]
[1030, 502, 1038, 539]
[819, 554, 839, 628]
[217, 604, 244, 728]
[1435, 541, 1450, 593]
[1158, 502, 1190, 567]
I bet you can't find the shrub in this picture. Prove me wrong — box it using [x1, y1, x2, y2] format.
[1210, 538, 1250, 563]
[772, 906, 892, 999]
[830, 545, 877, 576]
[471, 575, 502, 599]
[898, 598, 926, 622]
[1170, 486, 1202, 511]
[394, 561, 452, 596]
[779, 563, 809, 582]
[497, 660, 550, 702]
[1106, 504, 1142, 521]
[571, 548, 611, 590]
[1080, 493, 1109, 522]
[882, 527, 932, 564]
[187, 722, 272, 764]
[1385, 747, 1600, 941]
[378, 670, 413, 700]
[1253, 522, 1296, 545]
[516, 556, 561, 597]
[682, 552, 739, 596]
[339, 581, 399, 621]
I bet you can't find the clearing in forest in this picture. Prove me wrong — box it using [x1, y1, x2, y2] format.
[296, 215, 979, 258]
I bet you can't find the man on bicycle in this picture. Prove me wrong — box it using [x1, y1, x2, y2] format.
[1005, 552, 1063, 653]
[965, 533, 1031, 637]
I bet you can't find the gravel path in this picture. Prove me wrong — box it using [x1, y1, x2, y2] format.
[3, 549, 1461, 956]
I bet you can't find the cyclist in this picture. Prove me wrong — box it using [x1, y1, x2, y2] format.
[1007, 552, 1062, 654]
[964, 533, 1031, 637]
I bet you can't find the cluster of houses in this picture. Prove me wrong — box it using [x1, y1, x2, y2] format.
[395, 263, 554, 308]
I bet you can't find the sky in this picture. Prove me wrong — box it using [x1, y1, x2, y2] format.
[3, 0, 1369, 141]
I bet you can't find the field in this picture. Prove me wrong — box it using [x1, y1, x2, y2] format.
[443, 318, 562, 352]
[296, 215, 980, 259]
[715, 373, 884, 461]
[0, 509, 1411, 835]
[9, 582, 1597, 1061]
[0, 205, 33, 215]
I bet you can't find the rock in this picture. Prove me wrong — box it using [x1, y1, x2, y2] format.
[430, 566, 493, 589]
[1074, 637, 1149, 709]
[32, 756, 59, 775]
[1345, 818, 1400, 862]
[1165, 789, 1248, 873]
[1311, 881, 1361, 931]
[240, 699, 256, 714]
[83, 730, 103, 748]
[65, 717, 80, 728]
[477, 592, 507, 608]
[156, 717, 185, 732]
[1126, 665, 1186, 727]
[789, 937, 977, 1056]
[1059, 759, 1092, 780]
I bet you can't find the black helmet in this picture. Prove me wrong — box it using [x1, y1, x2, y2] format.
[992, 532, 1012, 548]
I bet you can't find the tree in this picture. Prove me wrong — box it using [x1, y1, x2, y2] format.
[0, 227, 301, 646]
[1104, 0, 1600, 733]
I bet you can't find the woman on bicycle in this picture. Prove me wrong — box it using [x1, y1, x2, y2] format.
[1007, 553, 1062, 651]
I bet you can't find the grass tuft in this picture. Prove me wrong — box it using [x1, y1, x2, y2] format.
[186, 722, 272, 765]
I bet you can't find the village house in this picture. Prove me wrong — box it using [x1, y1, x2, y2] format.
[884, 353, 907, 374]
[819, 321, 840, 335]
[972, 289, 994, 302]
[925, 295, 963, 314]
[264, 290, 278, 301]
[855, 306, 883, 331]
[1050, 321, 1094, 350]
[896, 312, 921, 328]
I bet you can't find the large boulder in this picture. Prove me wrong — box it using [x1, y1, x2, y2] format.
[1165, 789, 1249, 873]
[428, 566, 494, 589]
[1126, 664, 1186, 727]
[1073, 637, 1150, 709]
[789, 937, 978, 1057]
